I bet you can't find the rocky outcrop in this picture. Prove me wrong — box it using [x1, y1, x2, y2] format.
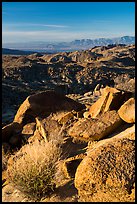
[118, 98, 135, 123]
[75, 125, 135, 202]
[68, 110, 123, 142]
[89, 86, 132, 118]
[14, 90, 85, 125]
[2, 84, 135, 202]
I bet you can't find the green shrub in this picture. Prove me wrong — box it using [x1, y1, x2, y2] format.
[7, 140, 62, 200]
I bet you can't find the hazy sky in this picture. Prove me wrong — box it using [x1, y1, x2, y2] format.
[2, 2, 135, 43]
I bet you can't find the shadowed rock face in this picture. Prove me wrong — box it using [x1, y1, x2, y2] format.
[75, 135, 135, 202]
[2, 122, 22, 143]
[14, 90, 85, 125]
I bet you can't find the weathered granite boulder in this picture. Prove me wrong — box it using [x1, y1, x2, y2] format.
[89, 86, 132, 118]
[14, 90, 85, 125]
[75, 125, 135, 202]
[68, 110, 123, 142]
[118, 98, 135, 123]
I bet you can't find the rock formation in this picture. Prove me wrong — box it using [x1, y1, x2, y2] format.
[89, 86, 132, 118]
[2, 44, 135, 202]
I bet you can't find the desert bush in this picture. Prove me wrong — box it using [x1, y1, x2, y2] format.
[7, 140, 62, 200]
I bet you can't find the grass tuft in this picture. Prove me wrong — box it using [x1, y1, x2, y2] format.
[7, 140, 62, 200]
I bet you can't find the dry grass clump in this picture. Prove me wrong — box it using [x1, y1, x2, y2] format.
[7, 140, 62, 200]
[2, 143, 11, 171]
[2, 154, 9, 171]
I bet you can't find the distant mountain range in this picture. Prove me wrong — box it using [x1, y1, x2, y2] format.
[3, 36, 135, 53]
[70, 36, 135, 47]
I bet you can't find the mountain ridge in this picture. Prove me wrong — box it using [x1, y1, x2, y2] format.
[3, 36, 135, 53]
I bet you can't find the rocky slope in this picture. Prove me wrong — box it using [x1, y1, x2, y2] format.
[2, 42, 135, 202]
[2, 44, 135, 125]
[2, 86, 135, 202]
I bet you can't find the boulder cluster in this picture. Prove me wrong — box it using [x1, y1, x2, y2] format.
[2, 85, 135, 202]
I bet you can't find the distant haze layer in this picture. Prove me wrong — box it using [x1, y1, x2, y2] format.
[2, 36, 135, 53]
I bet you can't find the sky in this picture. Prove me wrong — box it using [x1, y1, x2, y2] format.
[2, 2, 135, 44]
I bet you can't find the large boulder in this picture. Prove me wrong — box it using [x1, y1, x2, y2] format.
[118, 98, 135, 123]
[68, 110, 123, 142]
[14, 90, 85, 125]
[89, 86, 132, 118]
[75, 125, 135, 202]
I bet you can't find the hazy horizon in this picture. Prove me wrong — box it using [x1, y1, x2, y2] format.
[2, 2, 135, 44]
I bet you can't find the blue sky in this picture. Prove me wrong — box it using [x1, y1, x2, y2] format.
[2, 2, 135, 43]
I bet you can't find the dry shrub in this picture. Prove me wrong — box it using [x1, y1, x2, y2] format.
[7, 140, 62, 200]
